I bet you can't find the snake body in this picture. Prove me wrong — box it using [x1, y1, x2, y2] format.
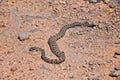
[29, 21, 95, 64]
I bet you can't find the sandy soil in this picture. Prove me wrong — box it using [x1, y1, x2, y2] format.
[0, 0, 120, 80]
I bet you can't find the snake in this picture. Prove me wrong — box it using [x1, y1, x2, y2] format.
[29, 21, 96, 64]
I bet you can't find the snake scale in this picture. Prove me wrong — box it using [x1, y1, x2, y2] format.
[29, 21, 95, 64]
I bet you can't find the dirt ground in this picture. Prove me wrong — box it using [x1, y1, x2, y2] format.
[0, 0, 120, 80]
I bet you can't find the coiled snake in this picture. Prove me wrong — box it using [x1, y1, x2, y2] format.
[29, 21, 95, 64]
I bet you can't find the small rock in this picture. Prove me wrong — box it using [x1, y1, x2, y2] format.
[88, 66, 95, 71]
[89, 0, 98, 3]
[0, 58, 3, 61]
[115, 50, 120, 55]
[113, 54, 118, 58]
[82, 64, 88, 68]
[0, 0, 3, 3]
[18, 32, 29, 41]
[98, 22, 105, 29]
[88, 77, 99, 80]
[88, 62, 94, 65]
[115, 66, 120, 70]
[106, 60, 113, 64]
[114, 41, 120, 44]
[78, 78, 83, 80]
[69, 75, 74, 79]
[118, 0, 120, 4]
[117, 34, 120, 39]
[10, 66, 17, 72]
[109, 70, 120, 77]
[103, 0, 110, 4]
[69, 43, 75, 48]
[92, 77, 99, 80]
[113, 50, 120, 58]
[81, 8, 88, 12]
[0, 21, 6, 28]
[41, 65, 52, 72]
[29, 67, 34, 71]
[60, 1, 66, 4]
[7, 49, 14, 54]
[108, 1, 116, 8]
[30, 28, 40, 33]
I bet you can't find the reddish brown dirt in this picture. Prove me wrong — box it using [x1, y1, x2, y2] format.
[0, 0, 120, 80]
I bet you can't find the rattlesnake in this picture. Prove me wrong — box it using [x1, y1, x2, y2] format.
[29, 21, 95, 64]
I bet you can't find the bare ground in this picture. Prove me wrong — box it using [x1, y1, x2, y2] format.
[0, 0, 120, 80]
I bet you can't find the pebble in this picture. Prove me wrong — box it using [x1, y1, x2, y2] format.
[88, 0, 98, 3]
[113, 54, 118, 58]
[115, 50, 120, 55]
[0, 58, 3, 61]
[88, 62, 94, 65]
[69, 75, 74, 79]
[10, 66, 17, 72]
[18, 32, 29, 41]
[82, 64, 88, 68]
[118, 0, 120, 4]
[117, 34, 120, 39]
[88, 77, 99, 80]
[98, 23, 104, 29]
[78, 78, 83, 80]
[108, 1, 116, 8]
[103, 0, 110, 4]
[7, 49, 14, 54]
[114, 41, 120, 44]
[109, 70, 120, 77]
[81, 8, 88, 12]
[0, 21, 6, 27]
[41, 65, 52, 72]
[113, 50, 120, 58]
[115, 66, 120, 70]
[92, 77, 99, 80]
[0, 0, 3, 3]
[30, 28, 40, 33]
